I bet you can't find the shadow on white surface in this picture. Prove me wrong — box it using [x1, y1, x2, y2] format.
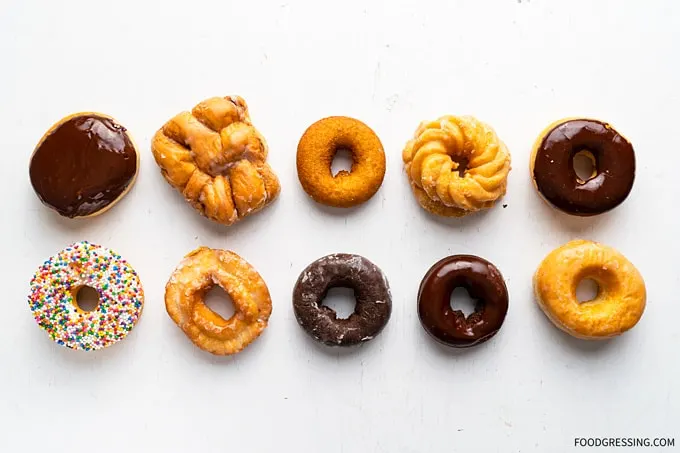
[161, 315, 271, 366]
[416, 322, 496, 357]
[530, 300, 622, 355]
[528, 189, 618, 235]
[299, 186, 381, 218]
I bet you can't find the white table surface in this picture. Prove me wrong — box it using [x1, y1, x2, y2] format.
[2, 1, 678, 452]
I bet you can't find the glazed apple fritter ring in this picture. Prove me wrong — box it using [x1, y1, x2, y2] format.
[165, 247, 273, 355]
[152, 96, 280, 225]
[403, 115, 511, 216]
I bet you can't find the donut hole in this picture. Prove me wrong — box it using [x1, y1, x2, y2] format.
[322, 287, 356, 319]
[331, 148, 354, 177]
[572, 149, 598, 183]
[204, 286, 236, 320]
[449, 286, 479, 318]
[74, 285, 100, 312]
[576, 278, 600, 303]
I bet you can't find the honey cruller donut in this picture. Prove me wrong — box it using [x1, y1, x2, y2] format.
[152, 96, 280, 225]
[165, 247, 272, 355]
[533, 240, 646, 340]
[297, 116, 386, 208]
[403, 116, 511, 216]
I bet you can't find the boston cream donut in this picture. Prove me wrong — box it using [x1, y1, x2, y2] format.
[534, 240, 646, 339]
[28, 241, 144, 350]
[29, 113, 139, 218]
[403, 116, 511, 216]
[297, 117, 386, 208]
[530, 118, 635, 216]
[165, 247, 272, 355]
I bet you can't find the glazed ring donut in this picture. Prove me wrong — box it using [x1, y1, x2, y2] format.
[165, 247, 272, 355]
[533, 240, 646, 339]
[418, 255, 508, 348]
[403, 115, 511, 216]
[293, 254, 392, 346]
[531, 118, 635, 216]
[297, 116, 386, 207]
[28, 241, 144, 350]
[29, 113, 139, 218]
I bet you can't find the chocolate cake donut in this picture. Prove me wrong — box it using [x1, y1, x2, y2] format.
[293, 254, 391, 346]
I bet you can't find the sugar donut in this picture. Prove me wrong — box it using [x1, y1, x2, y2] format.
[28, 241, 144, 350]
[165, 247, 272, 355]
[533, 240, 646, 339]
[296, 116, 386, 208]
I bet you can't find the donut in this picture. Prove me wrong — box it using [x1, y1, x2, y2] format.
[403, 116, 511, 216]
[530, 118, 635, 216]
[293, 254, 392, 346]
[165, 247, 272, 355]
[296, 117, 386, 208]
[533, 240, 646, 339]
[27, 241, 144, 350]
[418, 255, 508, 348]
[29, 113, 139, 218]
[152, 96, 280, 225]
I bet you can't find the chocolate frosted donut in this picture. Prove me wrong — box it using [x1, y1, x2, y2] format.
[418, 255, 508, 348]
[293, 254, 391, 346]
[531, 118, 635, 216]
[29, 113, 139, 218]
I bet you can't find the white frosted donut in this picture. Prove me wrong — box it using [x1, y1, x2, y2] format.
[28, 241, 144, 350]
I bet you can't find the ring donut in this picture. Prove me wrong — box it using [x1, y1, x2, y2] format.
[292, 254, 392, 346]
[418, 255, 508, 348]
[297, 116, 386, 207]
[533, 240, 646, 339]
[164, 247, 272, 355]
[28, 241, 144, 350]
[530, 118, 635, 216]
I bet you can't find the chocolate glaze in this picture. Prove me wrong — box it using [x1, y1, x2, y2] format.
[29, 114, 137, 218]
[533, 119, 635, 216]
[293, 254, 392, 346]
[418, 255, 508, 348]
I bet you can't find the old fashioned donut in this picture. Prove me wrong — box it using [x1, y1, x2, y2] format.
[403, 116, 511, 216]
[530, 118, 635, 216]
[152, 96, 280, 225]
[296, 117, 386, 207]
[293, 254, 392, 346]
[534, 240, 646, 339]
[29, 113, 139, 218]
[28, 241, 144, 350]
[165, 247, 272, 355]
[418, 255, 508, 348]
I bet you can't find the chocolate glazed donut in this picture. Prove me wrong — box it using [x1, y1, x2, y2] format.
[293, 254, 392, 346]
[418, 255, 508, 348]
[531, 119, 635, 216]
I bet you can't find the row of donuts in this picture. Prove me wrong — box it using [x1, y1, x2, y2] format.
[28, 239, 645, 353]
[29, 95, 636, 222]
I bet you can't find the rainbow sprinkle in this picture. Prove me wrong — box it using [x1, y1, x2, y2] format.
[27, 241, 144, 351]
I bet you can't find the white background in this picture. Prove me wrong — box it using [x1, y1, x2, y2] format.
[1, 1, 678, 452]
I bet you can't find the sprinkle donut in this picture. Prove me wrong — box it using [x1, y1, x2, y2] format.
[28, 241, 144, 351]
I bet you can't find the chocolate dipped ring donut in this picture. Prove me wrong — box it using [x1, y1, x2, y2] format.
[534, 240, 646, 339]
[293, 254, 391, 346]
[29, 113, 139, 218]
[531, 118, 635, 216]
[418, 255, 508, 348]
[297, 117, 386, 208]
